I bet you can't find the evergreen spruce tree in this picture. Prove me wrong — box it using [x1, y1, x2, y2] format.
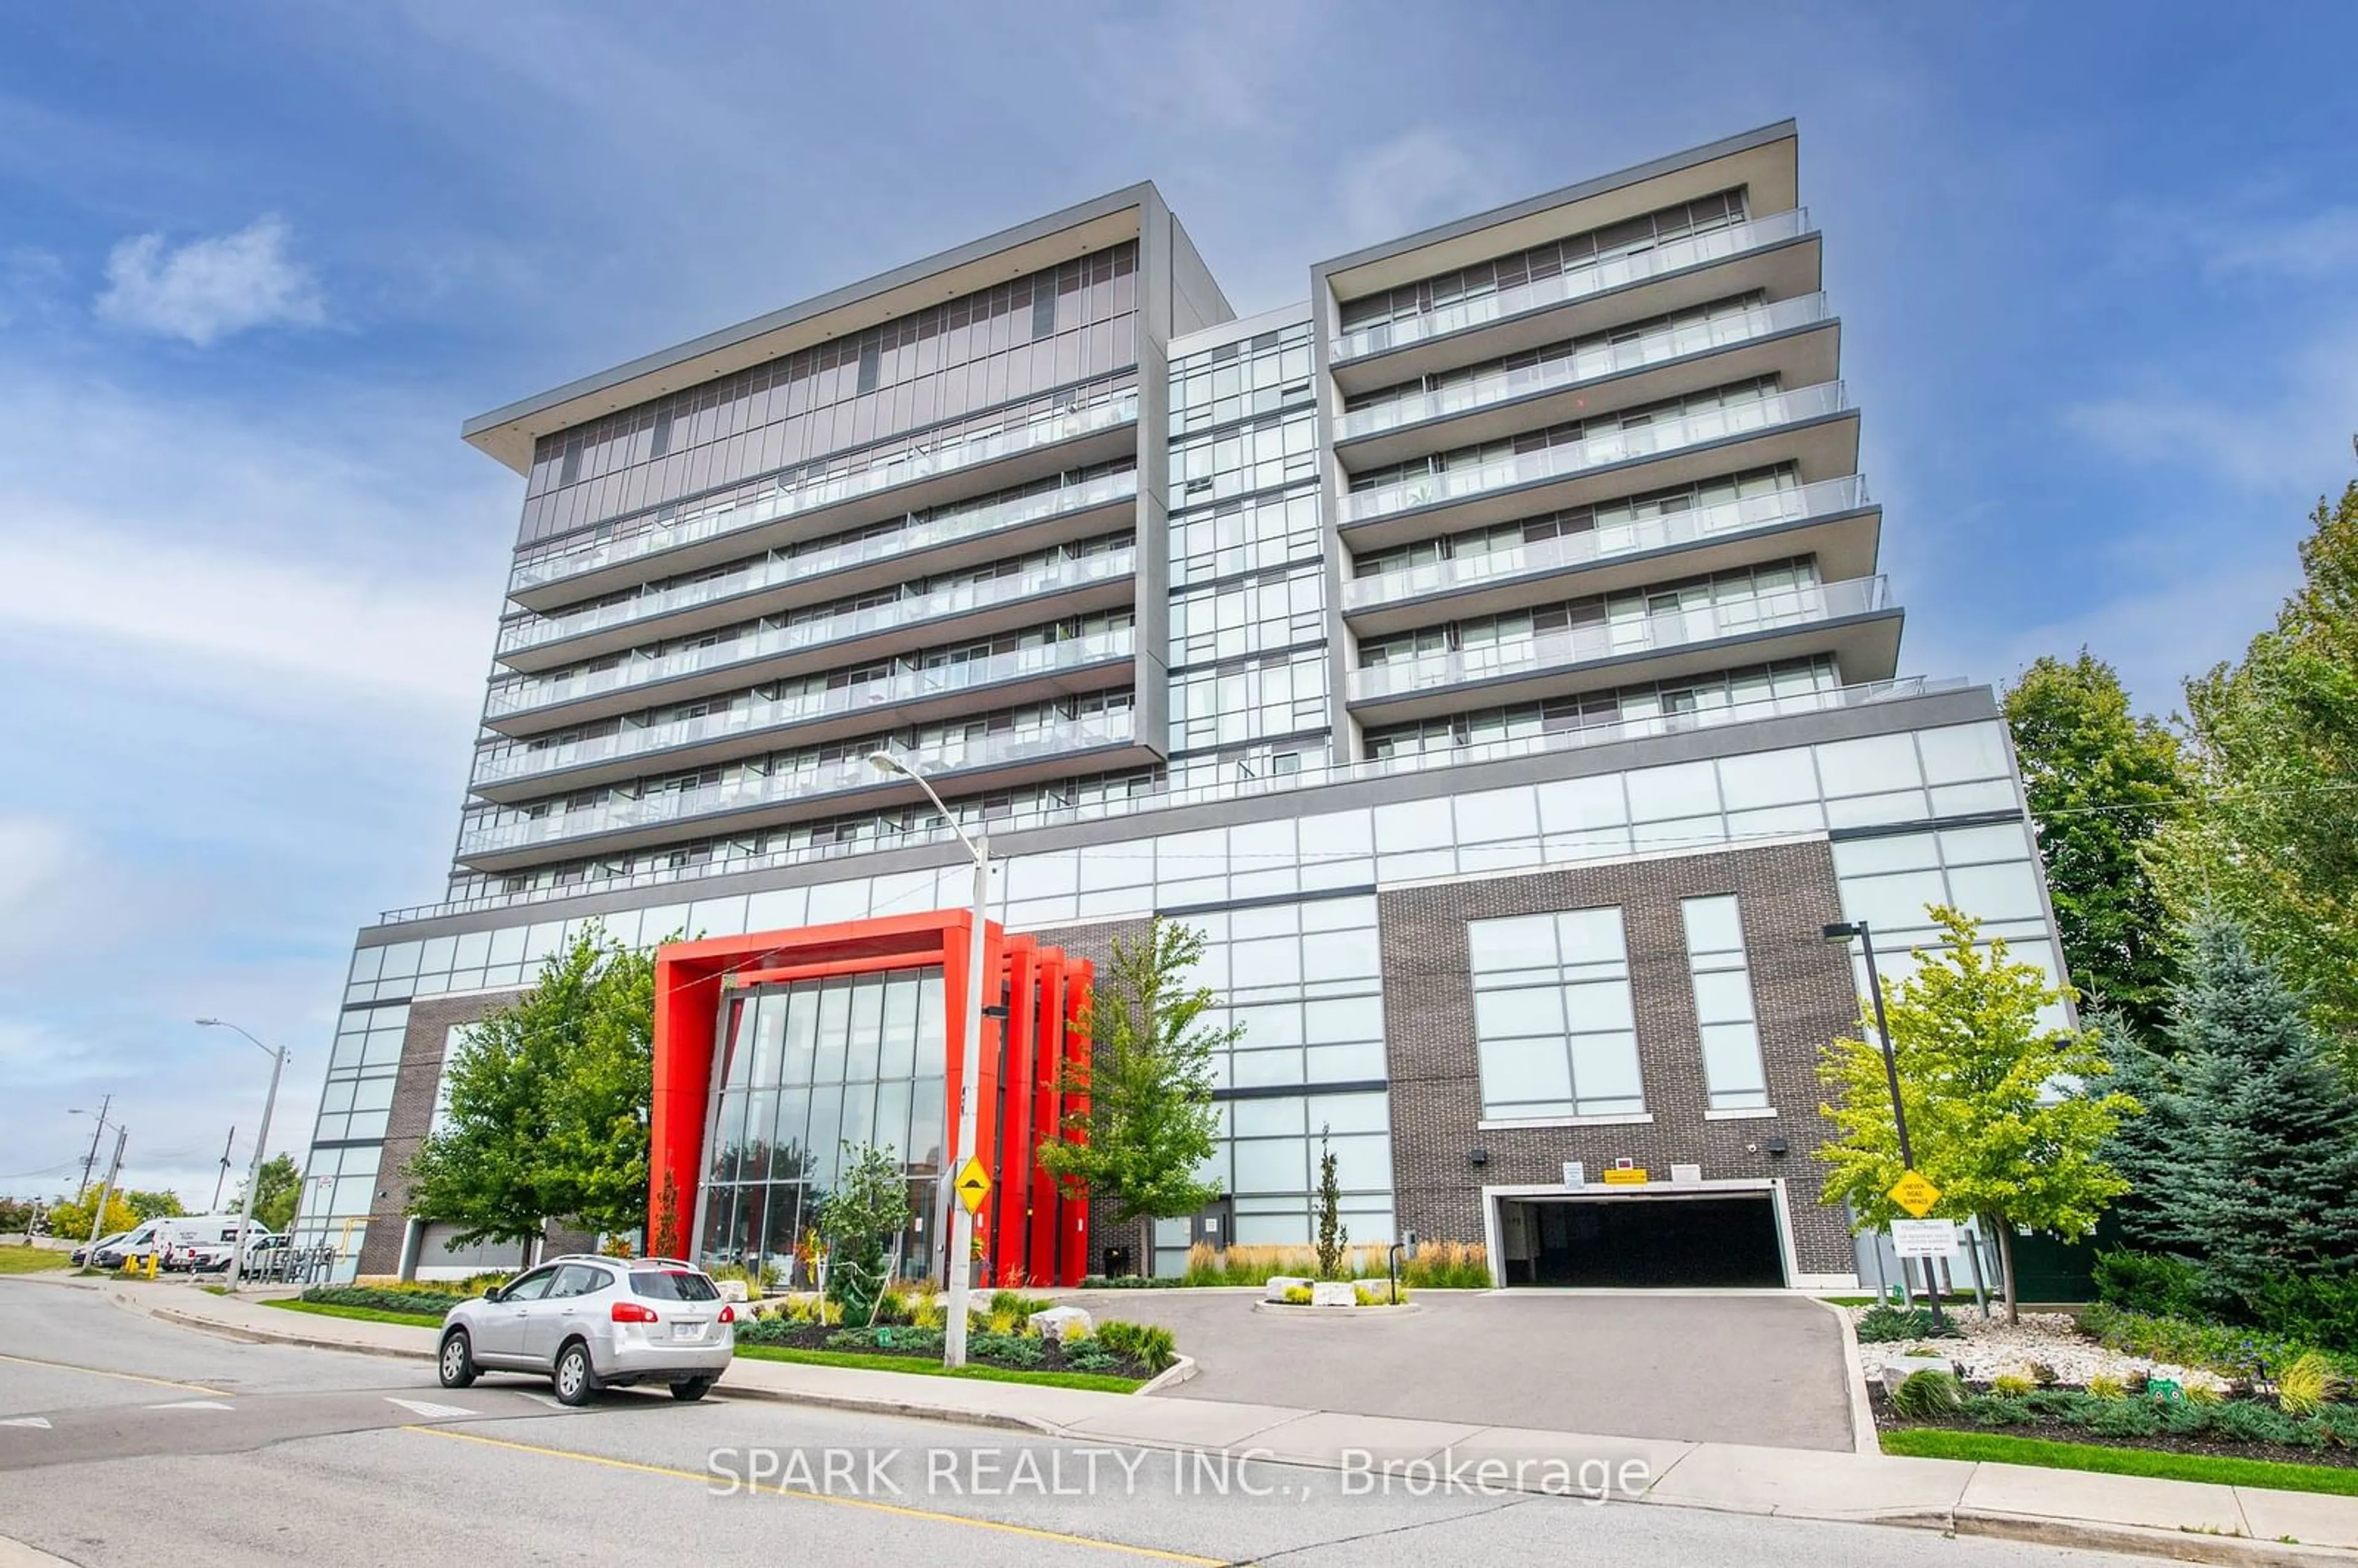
[2091, 1011, 2194, 1254]
[2168, 915, 2358, 1298]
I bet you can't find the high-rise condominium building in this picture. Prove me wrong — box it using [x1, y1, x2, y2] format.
[295, 122, 2061, 1291]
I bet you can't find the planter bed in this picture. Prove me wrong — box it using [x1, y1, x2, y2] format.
[736, 1319, 1160, 1383]
[1870, 1382, 2358, 1469]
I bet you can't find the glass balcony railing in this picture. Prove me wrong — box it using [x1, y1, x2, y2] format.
[1337, 381, 1846, 528]
[508, 387, 1140, 597]
[456, 713, 1138, 858]
[1346, 574, 1892, 703]
[497, 468, 1139, 660]
[483, 548, 1137, 722]
[1342, 475, 1869, 613]
[471, 630, 1136, 789]
[387, 675, 1964, 923]
[1336, 294, 1829, 443]
[1331, 209, 1812, 363]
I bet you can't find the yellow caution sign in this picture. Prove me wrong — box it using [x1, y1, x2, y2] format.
[953, 1157, 992, 1215]
[1888, 1169, 1941, 1218]
[1599, 1167, 1649, 1186]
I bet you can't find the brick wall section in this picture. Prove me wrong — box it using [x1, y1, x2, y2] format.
[1378, 840, 1862, 1278]
[356, 988, 592, 1277]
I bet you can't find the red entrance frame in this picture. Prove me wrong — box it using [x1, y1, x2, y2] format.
[648, 910, 1091, 1287]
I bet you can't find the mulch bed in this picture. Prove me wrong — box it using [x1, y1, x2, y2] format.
[1869, 1385, 2358, 1469]
[737, 1319, 1155, 1380]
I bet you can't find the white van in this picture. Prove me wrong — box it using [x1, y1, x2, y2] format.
[103, 1215, 277, 1271]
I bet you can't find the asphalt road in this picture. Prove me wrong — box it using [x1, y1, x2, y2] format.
[0, 1278, 2148, 1567]
[1064, 1288, 1856, 1450]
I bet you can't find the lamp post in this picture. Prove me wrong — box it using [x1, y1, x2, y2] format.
[1823, 920, 1945, 1326]
[868, 750, 987, 1370]
[196, 1019, 287, 1294]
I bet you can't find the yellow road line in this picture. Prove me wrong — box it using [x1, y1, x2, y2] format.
[403, 1424, 1222, 1565]
[0, 1351, 228, 1397]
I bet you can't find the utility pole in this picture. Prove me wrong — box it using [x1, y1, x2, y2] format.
[77, 1093, 113, 1197]
[84, 1127, 126, 1261]
[211, 1126, 236, 1213]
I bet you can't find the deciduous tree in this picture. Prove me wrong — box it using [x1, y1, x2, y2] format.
[1818, 906, 2135, 1321]
[243, 1155, 302, 1233]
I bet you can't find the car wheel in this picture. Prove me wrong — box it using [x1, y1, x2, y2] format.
[670, 1377, 713, 1402]
[553, 1341, 598, 1407]
[438, 1329, 477, 1390]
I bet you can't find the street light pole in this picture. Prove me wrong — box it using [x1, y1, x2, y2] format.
[197, 1019, 287, 1294]
[1824, 918, 1946, 1327]
[869, 750, 986, 1370]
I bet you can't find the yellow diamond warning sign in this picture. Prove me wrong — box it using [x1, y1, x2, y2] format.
[954, 1157, 992, 1214]
[1888, 1170, 1940, 1218]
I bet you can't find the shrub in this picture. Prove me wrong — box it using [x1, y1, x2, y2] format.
[1282, 1285, 1312, 1305]
[2080, 1302, 2358, 1380]
[1990, 1373, 2036, 1397]
[2085, 1373, 2128, 1400]
[1857, 1305, 1961, 1343]
[905, 1291, 945, 1331]
[2278, 1351, 2346, 1417]
[2023, 1389, 2099, 1422]
[1355, 1281, 1408, 1305]
[1096, 1320, 1145, 1359]
[828, 1325, 944, 1355]
[735, 1314, 792, 1346]
[967, 1331, 1045, 1367]
[2092, 1249, 2212, 1319]
[1400, 1240, 1492, 1290]
[2159, 1399, 2214, 1436]
[1961, 1394, 2030, 1427]
[1063, 1340, 1124, 1372]
[987, 1289, 1032, 1319]
[1131, 1324, 1177, 1375]
[2085, 1397, 2163, 1437]
[1890, 1369, 1964, 1419]
[2248, 1275, 2358, 1355]
[2211, 1400, 2300, 1445]
[1094, 1318, 1176, 1371]
[302, 1286, 468, 1316]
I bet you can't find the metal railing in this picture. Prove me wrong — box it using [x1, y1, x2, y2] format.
[1331, 208, 1813, 362]
[388, 675, 1960, 922]
[496, 469, 1139, 659]
[1347, 575, 1892, 703]
[1341, 475, 1870, 613]
[483, 549, 1136, 721]
[1336, 293, 1829, 442]
[1337, 381, 1847, 527]
[508, 387, 1140, 597]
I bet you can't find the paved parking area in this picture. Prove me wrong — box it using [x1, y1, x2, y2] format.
[1065, 1289, 1855, 1452]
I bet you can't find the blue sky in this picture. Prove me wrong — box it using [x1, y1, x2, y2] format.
[4, 1, 2354, 1205]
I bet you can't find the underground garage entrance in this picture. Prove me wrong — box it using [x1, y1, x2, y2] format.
[1496, 1191, 1787, 1287]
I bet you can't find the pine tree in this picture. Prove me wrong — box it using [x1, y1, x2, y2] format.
[2090, 1010, 2195, 1254]
[2166, 915, 2358, 1298]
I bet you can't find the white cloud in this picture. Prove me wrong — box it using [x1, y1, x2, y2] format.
[2196, 208, 2358, 279]
[1336, 128, 1514, 252]
[96, 215, 325, 346]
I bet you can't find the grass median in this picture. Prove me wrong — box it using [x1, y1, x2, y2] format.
[736, 1344, 1143, 1394]
[1881, 1428, 2358, 1497]
[265, 1298, 443, 1329]
[0, 1245, 69, 1275]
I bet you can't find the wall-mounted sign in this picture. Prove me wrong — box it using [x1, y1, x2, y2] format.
[1600, 1167, 1649, 1186]
[1561, 1162, 1586, 1188]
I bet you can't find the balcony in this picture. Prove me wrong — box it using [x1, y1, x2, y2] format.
[494, 468, 1138, 674]
[505, 387, 1140, 612]
[1340, 475, 1878, 637]
[1344, 574, 1901, 724]
[1328, 209, 1820, 395]
[469, 630, 1137, 803]
[481, 547, 1137, 737]
[1331, 294, 1835, 473]
[453, 712, 1151, 872]
[1334, 382, 1858, 554]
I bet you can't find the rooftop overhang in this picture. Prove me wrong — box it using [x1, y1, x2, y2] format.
[461, 184, 1161, 475]
[1313, 122, 1800, 311]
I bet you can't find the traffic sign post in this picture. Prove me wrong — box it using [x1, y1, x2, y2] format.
[1888, 1170, 1940, 1218]
[953, 1157, 992, 1216]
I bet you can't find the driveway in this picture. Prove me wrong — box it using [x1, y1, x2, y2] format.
[1065, 1289, 1856, 1452]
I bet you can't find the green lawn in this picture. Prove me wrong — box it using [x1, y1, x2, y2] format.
[265, 1298, 443, 1330]
[0, 1245, 69, 1275]
[1881, 1429, 2358, 1497]
[736, 1343, 1143, 1394]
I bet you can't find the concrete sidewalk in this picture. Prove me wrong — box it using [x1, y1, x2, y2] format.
[120, 1281, 2358, 1565]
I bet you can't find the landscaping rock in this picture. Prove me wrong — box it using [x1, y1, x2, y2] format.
[1264, 1276, 1312, 1303]
[1310, 1281, 1357, 1308]
[1878, 1352, 1956, 1395]
[1028, 1305, 1092, 1339]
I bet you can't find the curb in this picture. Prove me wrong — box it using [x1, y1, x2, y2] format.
[1135, 1354, 1197, 1397]
[1805, 1295, 1880, 1457]
[718, 1380, 1057, 1435]
[1953, 1510, 2358, 1567]
[150, 1306, 435, 1363]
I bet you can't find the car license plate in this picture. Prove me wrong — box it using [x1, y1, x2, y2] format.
[672, 1322, 701, 1341]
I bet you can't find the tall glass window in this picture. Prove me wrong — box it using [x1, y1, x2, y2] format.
[1467, 909, 1644, 1120]
[699, 968, 945, 1283]
[1681, 895, 1769, 1110]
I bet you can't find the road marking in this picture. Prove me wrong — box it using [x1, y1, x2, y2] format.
[386, 1397, 475, 1421]
[0, 1416, 52, 1429]
[147, 1399, 235, 1410]
[0, 1353, 227, 1397]
[403, 1426, 1222, 1564]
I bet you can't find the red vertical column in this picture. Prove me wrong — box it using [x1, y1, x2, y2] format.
[1027, 954, 1067, 1284]
[1058, 956, 1094, 1287]
[994, 939, 1039, 1286]
[647, 952, 721, 1257]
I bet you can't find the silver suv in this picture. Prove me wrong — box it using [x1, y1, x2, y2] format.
[436, 1256, 736, 1406]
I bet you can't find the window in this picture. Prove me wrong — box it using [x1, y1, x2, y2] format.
[550, 1263, 610, 1298]
[503, 1267, 559, 1302]
[631, 1268, 722, 1301]
[1681, 896, 1768, 1111]
[1467, 907, 1644, 1119]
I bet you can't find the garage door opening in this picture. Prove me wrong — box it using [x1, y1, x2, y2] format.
[1498, 1194, 1785, 1287]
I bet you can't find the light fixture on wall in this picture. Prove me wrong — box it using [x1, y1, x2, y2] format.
[1467, 1147, 1489, 1168]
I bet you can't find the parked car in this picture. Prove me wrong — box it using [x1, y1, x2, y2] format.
[435, 1256, 735, 1407]
[72, 1231, 129, 1268]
